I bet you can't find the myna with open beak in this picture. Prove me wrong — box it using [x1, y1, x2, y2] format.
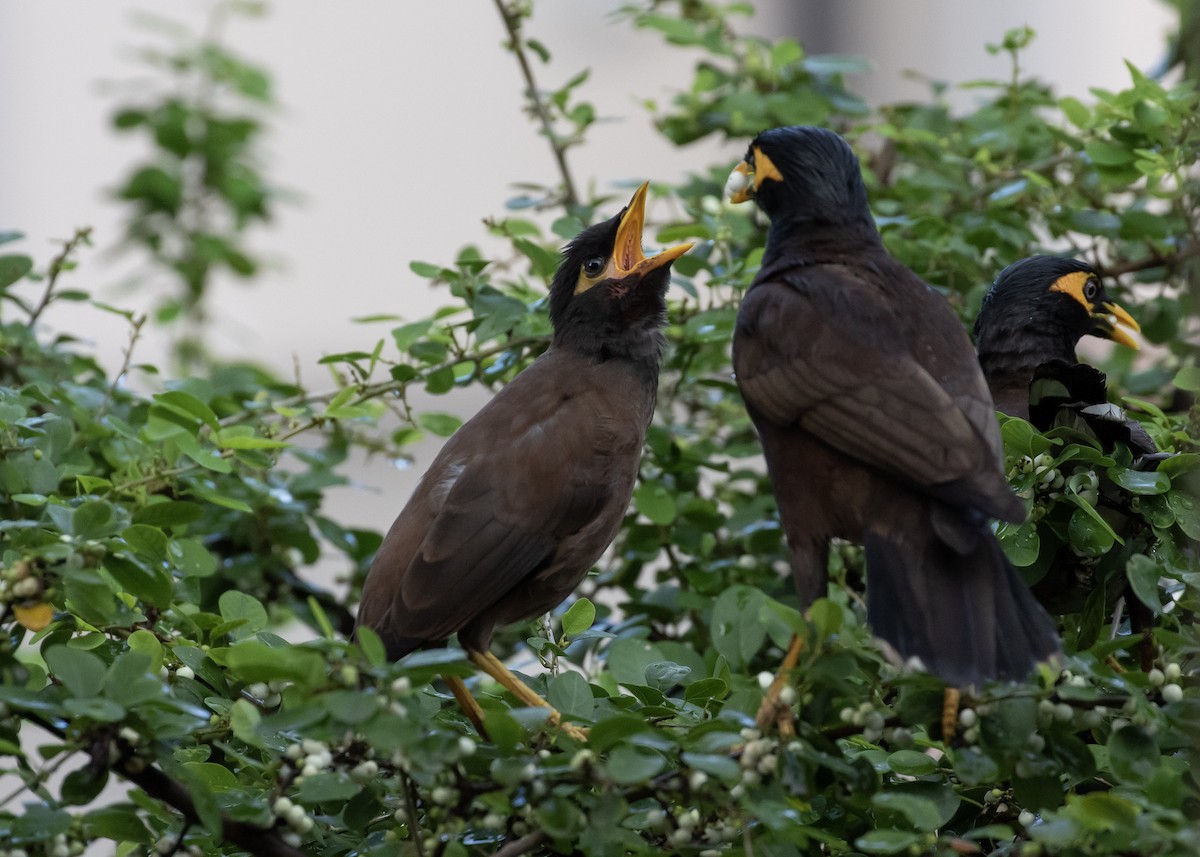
[355, 183, 691, 741]
[726, 127, 1060, 730]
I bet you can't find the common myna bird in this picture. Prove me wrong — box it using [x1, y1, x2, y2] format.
[725, 127, 1060, 712]
[975, 256, 1160, 665]
[355, 183, 690, 740]
[974, 256, 1153, 457]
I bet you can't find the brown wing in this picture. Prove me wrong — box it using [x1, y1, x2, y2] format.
[359, 354, 644, 652]
[734, 264, 1017, 518]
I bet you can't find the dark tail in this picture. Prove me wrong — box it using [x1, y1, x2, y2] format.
[864, 522, 1060, 687]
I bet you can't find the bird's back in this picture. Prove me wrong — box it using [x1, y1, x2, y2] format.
[357, 348, 655, 658]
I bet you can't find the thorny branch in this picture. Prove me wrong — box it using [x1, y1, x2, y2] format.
[28, 228, 93, 326]
[492, 0, 580, 211]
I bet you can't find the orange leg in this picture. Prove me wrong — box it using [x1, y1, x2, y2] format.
[468, 650, 589, 742]
[755, 634, 805, 737]
[444, 674, 489, 739]
[942, 687, 960, 742]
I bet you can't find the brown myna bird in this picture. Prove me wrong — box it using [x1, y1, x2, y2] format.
[355, 183, 691, 740]
[725, 126, 1060, 713]
[974, 256, 1153, 457]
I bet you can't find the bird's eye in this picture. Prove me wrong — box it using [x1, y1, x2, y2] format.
[1084, 279, 1100, 302]
[582, 256, 606, 278]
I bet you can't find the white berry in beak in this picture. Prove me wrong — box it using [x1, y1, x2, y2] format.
[725, 167, 750, 201]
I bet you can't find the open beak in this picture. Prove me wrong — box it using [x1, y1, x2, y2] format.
[612, 182, 693, 278]
[725, 161, 754, 204]
[1091, 300, 1141, 350]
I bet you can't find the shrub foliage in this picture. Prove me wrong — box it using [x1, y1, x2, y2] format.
[0, 2, 1196, 856]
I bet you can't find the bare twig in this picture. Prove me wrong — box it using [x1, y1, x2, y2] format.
[491, 0, 580, 210]
[28, 227, 92, 325]
[490, 830, 549, 857]
[1097, 242, 1200, 278]
[402, 771, 427, 857]
[100, 313, 147, 417]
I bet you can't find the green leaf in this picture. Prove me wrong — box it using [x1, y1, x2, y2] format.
[711, 585, 767, 670]
[1166, 488, 1200, 539]
[168, 538, 218, 577]
[1126, 555, 1162, 615]
[872, 791, 943, 831]
[416, 411, 462, 438]
[1107, 725, 1159, 784]
[182, 761, 239, 792]
[230, 699, 264, 747]
[561, 597, 595, 637]
[0, 254, 34, 289]
[45, 646, 106, 698]
[223, 641, 326, 688]
[547, 671, 593, 720]
[1060, 96, 1091, 127]
[633, 482, 677, 525]
[296, 771, 362, 804]
[133, 500, 205, 528]
[952, 748, 1000, 786]
[887, 750, 938, 777]
[1173, 364, 1200, 392]
[153, 390, 220, 432]
[11, 804, 73, 841]
[855, 829, 922, 854]
[1066, 494, 1123, 545]
[214, 427, 290, 449]
[1108, 466, 1170, 495]
[127, 629, 164, 673]
[999, 521, 1040, 567]
[605, 744, 664, 785]
[218, 590, 269, 637]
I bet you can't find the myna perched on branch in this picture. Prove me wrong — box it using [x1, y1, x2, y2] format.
[975, 255, 1152, 458]
[356, 183, 691, 740]
[726, 127, 1060, 722]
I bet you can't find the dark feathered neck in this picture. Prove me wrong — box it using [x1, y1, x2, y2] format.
[551, 320, 666, 393]
[761, 216, 885, 273]
[976, 313, 1080, 418]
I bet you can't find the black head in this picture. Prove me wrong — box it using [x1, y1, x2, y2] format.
[548, 183, 692, 362]
[975, 256, 1141, 361]
[725, 126, 873, 230]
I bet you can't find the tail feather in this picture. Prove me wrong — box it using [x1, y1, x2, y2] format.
[864, 525, 1060, 687]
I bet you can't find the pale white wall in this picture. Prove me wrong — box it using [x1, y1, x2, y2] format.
[0, 0, 1175, 569]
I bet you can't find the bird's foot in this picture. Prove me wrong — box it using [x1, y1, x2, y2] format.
[754, 633, 805, 737]
[941, 687, 960, 742]
[557, 721, 590, 743]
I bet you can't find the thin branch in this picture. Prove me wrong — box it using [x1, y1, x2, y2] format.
[19, 712, 305, 857]
[28, 227, 92, 325]
[492, 0, 580, 210]
[99, 313, 147, 418]
[401, 771, 427, 857]
[490, 830, 549, 857]
[1097, 242, 1200, 278]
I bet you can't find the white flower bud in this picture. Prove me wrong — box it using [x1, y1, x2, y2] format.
[1161, 683, 1183, 704]
[1054, 703, 1074, 722]
[1018, 810, 1035, 827]
[958, 708, 977, 728]
[689, 771, 709, 790]
[273, 797, 294, 816]
[1147, 668, 1165, 687]
[175, 666, 195, 681]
